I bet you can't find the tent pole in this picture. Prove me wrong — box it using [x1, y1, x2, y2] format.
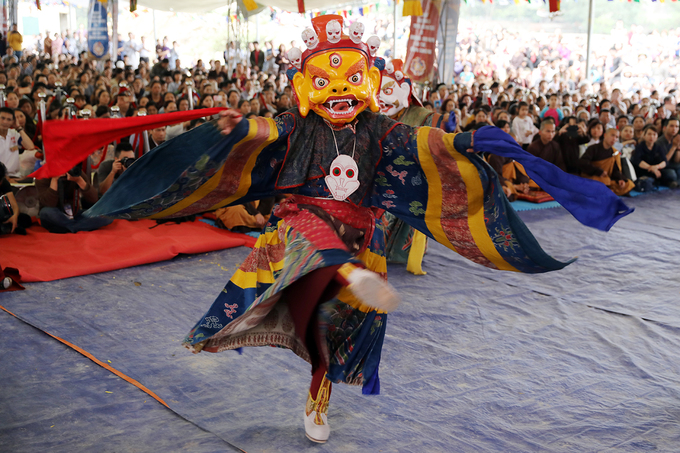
[227, 4, 230, 64]
[392, 0, 397, 59]
[111, 0, 118, 62]
[152, 9, 157, 50]
[439, 0, 449, 85]
[585, 0, 594, 84]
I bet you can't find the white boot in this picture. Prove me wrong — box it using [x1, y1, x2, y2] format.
[304, 377, 331, 443]
[304, 409, 330, 443]
[346, 268, 400, 312]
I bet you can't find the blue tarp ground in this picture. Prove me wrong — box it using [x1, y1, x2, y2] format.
[0, 313, 238, 453]
[3, 192, 680, 452]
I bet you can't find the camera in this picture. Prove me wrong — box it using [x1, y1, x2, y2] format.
[68, 164, 82, 178]
[0, 193, 14, 234]
[120, 157, 136, 168]
[566, 125, 579, 138]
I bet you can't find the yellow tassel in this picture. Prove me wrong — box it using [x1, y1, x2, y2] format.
[243, 0, 258, 11]
[402, 0, 423, 16]
[406, 230, 427, 275]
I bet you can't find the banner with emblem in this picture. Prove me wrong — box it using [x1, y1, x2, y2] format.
[404, 0, 441, 83]
[87, 0, 109, 59]
[0, 0, 8, 35]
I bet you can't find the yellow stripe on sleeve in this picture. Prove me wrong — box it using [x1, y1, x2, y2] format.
[148, 118, 278, 219]
[441, 134, 519, 272]
[416, 128, 459, 253]
[208, 117, 279, 211]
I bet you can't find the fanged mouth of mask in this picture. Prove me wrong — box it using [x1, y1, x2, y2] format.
[379, 99, 399, 112]
[321, 96, 363, 116]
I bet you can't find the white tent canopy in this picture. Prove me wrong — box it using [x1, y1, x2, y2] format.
[137, 0, 361, 14]
[137, 0, 232, 13]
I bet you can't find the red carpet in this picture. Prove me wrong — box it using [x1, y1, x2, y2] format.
[1, 219, 256, 283]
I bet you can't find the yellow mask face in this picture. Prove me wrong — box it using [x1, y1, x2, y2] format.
[292, 50, 381, 124]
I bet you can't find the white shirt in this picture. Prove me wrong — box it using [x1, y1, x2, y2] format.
[659, 106, 674, 120]
[0, 129, 22, 177]
[139, 41, 150, 59]
[512, 116, 538, 145]
[123, 39, 141, 69]
[168, 48, 179, 70]
[224, 48, 242, 75]
[166, 123, 185, 141]
[612, 99, 627, 117]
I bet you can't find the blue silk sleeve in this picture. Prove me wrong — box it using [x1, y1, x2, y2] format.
[466, 126, 633, 232]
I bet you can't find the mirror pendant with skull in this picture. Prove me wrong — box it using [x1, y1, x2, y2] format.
[324, 121, 359, 201]
[325, 154, 360, 201]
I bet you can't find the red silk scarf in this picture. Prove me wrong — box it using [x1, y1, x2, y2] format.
[31, 108, 226, 179]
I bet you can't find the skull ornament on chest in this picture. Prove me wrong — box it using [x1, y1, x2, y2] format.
[326, 20, 342, 44]
[302, 28, 319, 50]
[325, 154, 360, 201]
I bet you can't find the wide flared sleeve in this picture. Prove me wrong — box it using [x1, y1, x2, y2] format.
[371, 124, 632, 274]
[464, 126, 633, 231]
[85, 116, 294, 219]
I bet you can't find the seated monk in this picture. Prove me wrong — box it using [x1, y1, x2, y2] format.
[486, 154, 533, 201]
[578, 128, 635, 196]
[214, 197, 276, 233]
[527, 119, 567, 173]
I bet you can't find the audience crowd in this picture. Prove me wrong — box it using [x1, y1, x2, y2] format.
[1, 20, 680, 236]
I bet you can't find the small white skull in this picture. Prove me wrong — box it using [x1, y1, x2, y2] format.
[385, 62, 394, 74]
[301, 28, 319, 50]
[288, 47, 302, 69]
[325, 154, 360, 201]
[395, 71, 404, 81]
[349, 22, 365, 44]
[367, 36, 381, 57]
[326, 20, 342, 44]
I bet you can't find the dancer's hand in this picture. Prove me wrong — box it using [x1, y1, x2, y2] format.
[218, 109, 243, 135]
